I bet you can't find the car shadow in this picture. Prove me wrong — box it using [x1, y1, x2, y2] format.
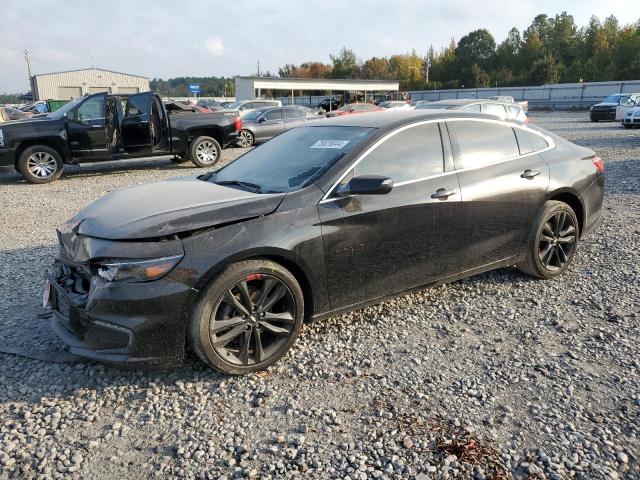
[0, 156, 201, 186]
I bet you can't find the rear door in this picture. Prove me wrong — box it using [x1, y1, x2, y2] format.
[283, 107, 305, 130]
[446, 119, 550, 272]
[66, 93, 108, 160]
[120, 92, 154, 154]
[319, 121, 463, 309]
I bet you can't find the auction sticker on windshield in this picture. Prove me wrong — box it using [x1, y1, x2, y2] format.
[310, 140, 350, 149]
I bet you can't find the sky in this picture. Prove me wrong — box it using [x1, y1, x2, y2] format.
[0, 0, 633, 93]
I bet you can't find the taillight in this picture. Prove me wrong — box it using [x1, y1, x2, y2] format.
[234, 116, 242, 131]
[592, 156, 604, 174]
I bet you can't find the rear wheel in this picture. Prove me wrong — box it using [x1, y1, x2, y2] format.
[189, 136, 222, 168]
[17, 145, 63, 184]
[517, 201, 579, 279]
[188, 260, 304, 374]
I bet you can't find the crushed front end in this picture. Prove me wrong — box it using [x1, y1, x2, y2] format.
[46, 223, 197, 366]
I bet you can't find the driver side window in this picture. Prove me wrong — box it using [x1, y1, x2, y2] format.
[351, 123, 445, 184]
[71, 95, 106, 122]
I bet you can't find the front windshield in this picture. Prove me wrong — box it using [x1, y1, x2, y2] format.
[225, 101, 243, 109]
[602, 95, 622, 104]
[379, 101, 391, 108]
[212, 125, 373, 193]
[337, 104, 354, 112]
[47, 98, 81, 119]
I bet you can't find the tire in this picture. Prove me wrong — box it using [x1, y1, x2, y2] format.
[590, 117, 598, 122]
[237, 129, 254, 148]
[17, 145, 63, 184]
[189, 136, 222, 168]
[188, 259, 304, 374]
[516, 200, 580, 280]
[623, 124, 632, 129]
[170, 155, 191, 164]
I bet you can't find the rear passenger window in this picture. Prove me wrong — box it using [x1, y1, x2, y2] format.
[354, 123, 444, 183]
[448, 120, 519, 169]
[483, 103, 507, 119]
[460, 104, 481, 113]
[284, 108, 303, 119]
[514, 128, 549, 154]
[507, 105, 521, 119]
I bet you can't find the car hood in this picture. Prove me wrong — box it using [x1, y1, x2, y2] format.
[593, 102, 618, 108]
[69, 176, 286, 240]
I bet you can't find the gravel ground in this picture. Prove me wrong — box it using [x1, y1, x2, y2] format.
[0, 112, 638, 480]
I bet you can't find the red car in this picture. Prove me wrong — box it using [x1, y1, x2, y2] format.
[325, 102, 383, 117]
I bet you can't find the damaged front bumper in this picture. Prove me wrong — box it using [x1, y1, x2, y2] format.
[47, 232, 198, 367]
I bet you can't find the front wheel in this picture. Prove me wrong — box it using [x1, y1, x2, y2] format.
[517, 201, 579, 279]
[189, 136, 222, 168]
[17, 145, 63, 184]
[236, 129, 254, 148]
[188, 260, 304, 374]
[623, 124, 632, 129]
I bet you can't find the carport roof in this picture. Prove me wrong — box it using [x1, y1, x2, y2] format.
[237, 76, 399, 91]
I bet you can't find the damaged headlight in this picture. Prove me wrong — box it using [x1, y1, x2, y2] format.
[95, 255, 183, 283]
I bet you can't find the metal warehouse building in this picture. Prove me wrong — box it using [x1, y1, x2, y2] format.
[30, 68, 150, 101]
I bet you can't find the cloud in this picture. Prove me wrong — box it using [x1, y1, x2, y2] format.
[205, 37, 225, 56]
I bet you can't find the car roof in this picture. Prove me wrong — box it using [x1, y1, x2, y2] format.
[308, 109, 502, 128]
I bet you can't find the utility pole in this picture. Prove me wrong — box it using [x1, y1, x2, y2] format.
[23, 50, 33, 94]
[257, 60, 260, 77]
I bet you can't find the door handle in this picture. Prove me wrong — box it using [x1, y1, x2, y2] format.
[521, 169, 541, 179]
[431, 188, 457, 199]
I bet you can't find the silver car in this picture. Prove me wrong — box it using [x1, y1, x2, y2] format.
[236, 106, 323, 147]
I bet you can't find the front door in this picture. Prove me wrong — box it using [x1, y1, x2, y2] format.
[120, 92, 154, 154]
[255, 109, 285, 142]
[319, 122, 462, 310]
[66, 93, 108, 160]
[446, 119, 550, 272]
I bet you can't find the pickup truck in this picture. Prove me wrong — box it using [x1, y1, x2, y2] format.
[0, 91, 241, 184]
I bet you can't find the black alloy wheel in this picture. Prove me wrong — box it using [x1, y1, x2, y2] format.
[211, 275, 295, 366]
[538, 210, 577, 272]
[189, 260, 304, 374]
[517, 200, 580, 279]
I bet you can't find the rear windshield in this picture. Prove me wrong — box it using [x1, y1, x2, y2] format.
[212, 126, 373, 193]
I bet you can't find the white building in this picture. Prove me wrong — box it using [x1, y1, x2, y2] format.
[31, 68, 150, 100]
[235, 76, 400, 102]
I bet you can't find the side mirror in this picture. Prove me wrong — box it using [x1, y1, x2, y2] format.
[336, 175, 393, 196]
[258, 116, 267, 123]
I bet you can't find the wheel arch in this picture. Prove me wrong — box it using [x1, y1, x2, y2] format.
[186, 126, 224, 147]
[14, 138, 70, 168]
[192, 248, 316, 323]
[547, 189, 585, 237]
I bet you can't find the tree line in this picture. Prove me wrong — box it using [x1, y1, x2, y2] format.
[149, 77, 236, 97]
[276, 13, 640, 91]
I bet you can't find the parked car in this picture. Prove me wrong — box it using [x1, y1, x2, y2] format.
[225, 99, 282, 117]
[488, 96, 529, 113]
[197, 99, 225, 111]
[324, 103, 384, 118]
[297, 104, 323, 115]
[416, 99, 527, 122]
[379, 101, 413, 111]
[0, 91, 242, 183]
[614, 93, 640, 121]
[45, 110, 604, 373]
[0, 107, 10, 123]
[2, 106, 32, 121]
[236, 106, 323, 147]
[410, 100, 431, 108]
[590, 93, 637, 122]
[318, 98, 341, 112]
[620, 105, 640, 128]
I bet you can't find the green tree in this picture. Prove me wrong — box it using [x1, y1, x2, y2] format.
[362, 57, 391, 79]
[456, 29, 496, 85]
[329, 47, 360, 79]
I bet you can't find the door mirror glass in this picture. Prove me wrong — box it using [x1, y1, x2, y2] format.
[259, 116, 267, 123]
[336, 175, 393, 196]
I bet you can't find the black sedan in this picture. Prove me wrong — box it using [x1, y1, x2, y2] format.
[46, 111, 605, 374]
